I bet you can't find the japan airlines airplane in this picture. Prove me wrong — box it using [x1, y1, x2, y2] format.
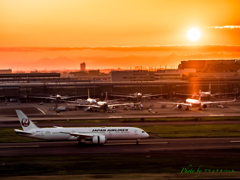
[159, 92, 236, 110]
[14, 110, 149, 145]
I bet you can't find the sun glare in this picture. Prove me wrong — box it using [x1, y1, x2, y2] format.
[187, 27, 201, 41]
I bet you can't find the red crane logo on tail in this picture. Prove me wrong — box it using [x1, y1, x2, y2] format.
[21, 118, 30, 127]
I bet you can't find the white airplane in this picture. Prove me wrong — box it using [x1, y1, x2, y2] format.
[159, 91, 236, 110]
[66, 89, 107, 105]
[68, 90, 134, 112]
[29, 94, 85, 101]
[176, 84, 237, 98]
[14, 110, 149, 145]
[111, 92, 166, 101]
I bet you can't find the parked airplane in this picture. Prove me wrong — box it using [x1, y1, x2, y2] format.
[159, 91, 236, 110]
[14, 110, 149, 145]
[176, 84, 237, 99]
[68, 91, 134, 112]
[29, 94, 85, 101]
[111, 92, 166, 101]
[66, 89, 109, 105]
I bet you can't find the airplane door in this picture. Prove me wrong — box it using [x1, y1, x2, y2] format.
[35, 131, 43, 139]
[134, 129, 138, 135]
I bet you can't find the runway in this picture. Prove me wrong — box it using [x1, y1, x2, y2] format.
[1, 138, 240, 157]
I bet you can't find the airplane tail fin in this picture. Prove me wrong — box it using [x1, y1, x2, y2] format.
[88, 89, 90, 99]
[104, 92, 108, 101]
[198, 90, 202, 102]
[16, 110, 39, 131]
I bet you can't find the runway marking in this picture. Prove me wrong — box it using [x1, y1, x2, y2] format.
[229, 107, 240, 111]
[210, 114, 224, 116]
[105, 142, 168, 145]
[231, 141, 240, 143]
[0, 145, 39, 148]
[107, 113, 122, 118]
[111, 116, 122, 118]
[37, 108, 46, 114]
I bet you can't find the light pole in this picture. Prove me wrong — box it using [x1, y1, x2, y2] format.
[161, 75, 163, 98]
[225, 76, 228, 107]
[94, 78, 95, 98]
[218, 76, 220, 100]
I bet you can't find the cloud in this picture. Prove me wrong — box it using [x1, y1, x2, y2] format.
[1, 45, 240, 52]
[208, 25, 240, 29]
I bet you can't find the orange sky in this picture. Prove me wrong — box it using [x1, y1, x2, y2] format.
[1, 0, 240, 70]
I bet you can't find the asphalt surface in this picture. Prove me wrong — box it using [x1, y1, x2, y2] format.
[1, 100, 240, 163]
[1, 138, 240, 157]
[0, 99, 240, 122]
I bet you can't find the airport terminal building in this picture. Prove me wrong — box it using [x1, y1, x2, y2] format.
[1, 60, 240, 101]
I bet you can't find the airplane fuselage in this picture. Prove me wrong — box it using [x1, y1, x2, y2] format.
[18, 127, 148, 141]
[186, 98, 200, 105]
[87, 98, 97, 104]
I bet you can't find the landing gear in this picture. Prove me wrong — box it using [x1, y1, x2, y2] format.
[78, 141, 86, 146]
[136, 139, 140, 145]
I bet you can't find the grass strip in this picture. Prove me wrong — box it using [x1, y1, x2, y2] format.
[121, 116, 240, 122]
[0, 156, 239, 177]
[137, 124, 240, 138]
[42, 119, 110, 123]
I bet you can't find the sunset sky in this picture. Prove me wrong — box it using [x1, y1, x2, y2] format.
[1, 0, 240, 70]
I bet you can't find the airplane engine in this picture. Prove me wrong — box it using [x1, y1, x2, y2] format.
[101, 104, 108, 111]
[202, 104, 207, 109]
[92, 135, 106, 144]
[177, 105, 182, 109]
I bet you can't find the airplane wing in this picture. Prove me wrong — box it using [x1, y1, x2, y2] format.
[14, 129, 32, 134]
[28, 96, 56, 100]
[59, 96, 72, 100]
[111, 94, 135, 98]
[67, 103, 95, 107]
[175, 92, 194, 96]
[158, 101, 191, 107]
[76, 104, 101, 108]
[60, 132, 93, 138]
[107, 102, 133, 108]
[60, 95, 87, 100]
[142, 93, 167, 98]
[67, 104, 103, 109]
[211, 92, 238, 96]
[201, 98, 236, 105]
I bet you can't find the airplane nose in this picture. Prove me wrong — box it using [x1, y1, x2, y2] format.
[146, 133, 149, 138]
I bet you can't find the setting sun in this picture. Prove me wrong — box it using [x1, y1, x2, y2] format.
[187, 27, 201, 41]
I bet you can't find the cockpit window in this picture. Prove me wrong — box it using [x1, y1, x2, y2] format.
[142, 131, 145, 133]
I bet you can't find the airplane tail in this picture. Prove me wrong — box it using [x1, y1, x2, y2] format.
[88, 89, 90, 99]
[104, 92, 108, 101]
[198, 90, 202, 102]
[16, 110, 39, 131]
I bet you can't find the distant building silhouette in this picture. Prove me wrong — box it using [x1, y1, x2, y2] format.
[80, 62, 86, 71]
[178, 60, 240, 72]
[0, 69, 12, 74]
